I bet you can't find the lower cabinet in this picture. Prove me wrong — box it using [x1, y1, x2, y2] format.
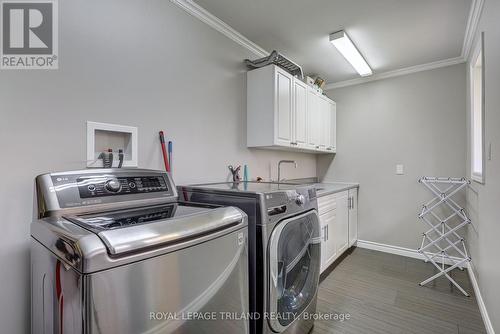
[318, 189, 358, 273]
[348, 188, 358, 247]
[335, 192, 349, 255]
[320, 210, 337, 272]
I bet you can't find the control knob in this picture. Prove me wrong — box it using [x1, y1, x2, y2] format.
[295, 194, 306, 206]
[105, 178, 122, 193]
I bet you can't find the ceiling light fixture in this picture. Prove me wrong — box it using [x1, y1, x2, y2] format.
[329, 30, 372, 77]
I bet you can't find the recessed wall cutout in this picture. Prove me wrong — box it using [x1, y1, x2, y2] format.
[87, 121, 138, 168]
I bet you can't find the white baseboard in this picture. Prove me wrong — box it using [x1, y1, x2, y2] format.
[467, 262, 496, 334]
[356, 239, 461, 266]
[356, 239, 495, 334]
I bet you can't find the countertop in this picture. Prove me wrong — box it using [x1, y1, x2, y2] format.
[285, 178, 359, 197]
[311, 182, 359, 197]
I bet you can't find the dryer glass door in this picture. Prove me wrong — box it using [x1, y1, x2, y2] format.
[268, 210, 321, 332]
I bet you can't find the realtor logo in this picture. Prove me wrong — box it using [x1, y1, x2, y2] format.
[1, 0, 58, 69]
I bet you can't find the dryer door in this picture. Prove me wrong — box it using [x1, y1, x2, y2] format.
[268, 210, 321, 332]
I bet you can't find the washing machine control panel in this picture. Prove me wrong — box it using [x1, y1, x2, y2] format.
[78, 176, 168, 198]
[39, 170, 177, 213]
[265, 186, 317, 220]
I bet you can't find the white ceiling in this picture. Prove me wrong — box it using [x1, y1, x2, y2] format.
[193, 0, 472, 84]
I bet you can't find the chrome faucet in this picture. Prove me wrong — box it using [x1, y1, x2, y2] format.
[277, 160, 297, 183]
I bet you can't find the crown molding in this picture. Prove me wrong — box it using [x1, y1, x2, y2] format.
[326, 0, 485, 90]
[462, 0, 485, 60]
[172, 0, 483, 90]
[170, 0, 268, 57]
[324, 56, 465, 90]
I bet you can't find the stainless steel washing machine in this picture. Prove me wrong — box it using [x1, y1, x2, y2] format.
[31, 169, 249, 334]
[178, 182, 321, 334]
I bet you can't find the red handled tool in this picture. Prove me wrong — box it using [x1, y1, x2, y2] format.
[159, 131, 170, 172]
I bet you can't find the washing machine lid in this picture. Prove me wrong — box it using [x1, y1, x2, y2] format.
[66, 203, 211, 231]
[65, 203, 245, 255]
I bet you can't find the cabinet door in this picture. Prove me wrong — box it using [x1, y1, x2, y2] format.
[325, 211, 337, 264]
[335, 191, 349, 255]
[322, 98, 331, 150]
[348, 188, 358, 247]
[319, 210, 337, 272]
[320, 221, 328, 272]
[330, 101, 337, 151]
[293, 79, 308, 148]
[310, 91, 324, 149]
[306, 89, 318, 148]
[275, 69, 292, 146]
[316, 97, 324, 149]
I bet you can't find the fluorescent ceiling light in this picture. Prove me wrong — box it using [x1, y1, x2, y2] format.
[329, 31, 372, 77]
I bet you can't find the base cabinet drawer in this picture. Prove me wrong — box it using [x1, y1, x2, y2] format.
[318, 194, 336, 214]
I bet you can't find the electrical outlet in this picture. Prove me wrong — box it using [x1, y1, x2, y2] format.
[396, 164, 404, 175]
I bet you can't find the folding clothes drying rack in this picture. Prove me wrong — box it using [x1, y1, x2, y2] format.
[417, 176, 472, 296]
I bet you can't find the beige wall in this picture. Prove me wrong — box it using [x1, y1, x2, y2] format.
[465, 0, 500, 331]
[319, 64, 467, 249]
[0, 1, 316, 333]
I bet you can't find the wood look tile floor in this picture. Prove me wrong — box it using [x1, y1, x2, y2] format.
[311, 248, 486, 334]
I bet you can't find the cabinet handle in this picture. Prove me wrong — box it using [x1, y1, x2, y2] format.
[290, 142, 298, 146]
[348, 197, 352, 209]
[352, 196, 355, 210]
[323, 226, 327, 242]
[326, 225, 329, 240]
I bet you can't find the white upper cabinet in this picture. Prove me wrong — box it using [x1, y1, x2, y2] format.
[319, 96, 330, 149]
[323, 98, 336, 152]
[306, 88, 320, 149]
[292, 79, 308, 148]
[306, 90, 336, 152]
[330, 101, 337, 152]
[276, 70, 293, 146]
[247, 65, 336, 154]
